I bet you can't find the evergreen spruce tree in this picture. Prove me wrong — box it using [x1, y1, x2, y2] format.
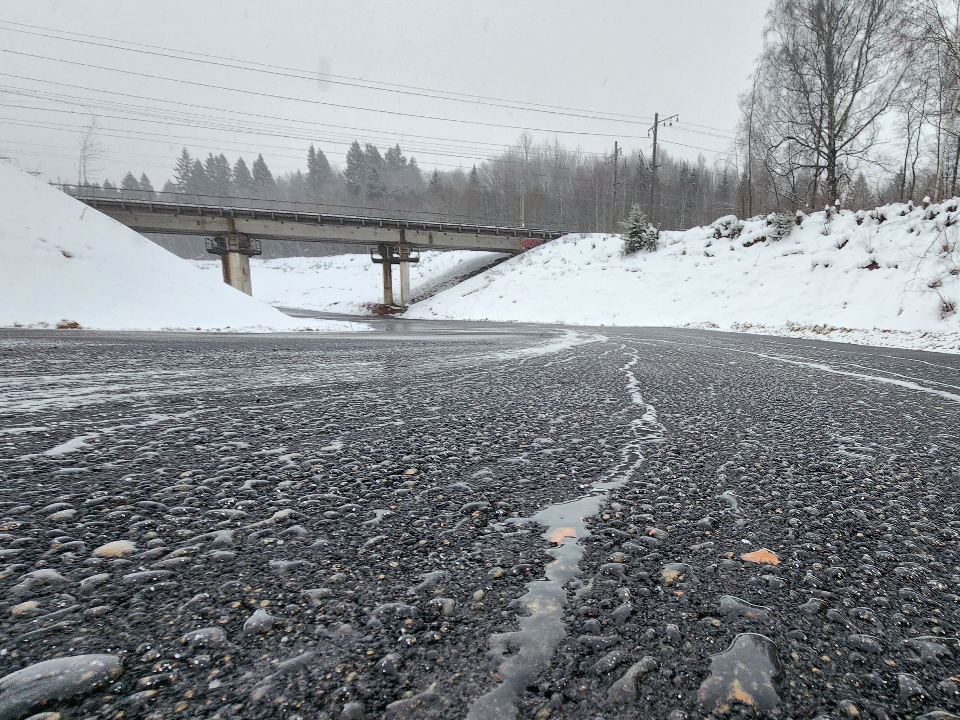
[173, 147, 192, 193]
[365, 166, 387, 199]
[385, 144, 406, 169]
[306, 144, 332, 199]
[344, 141, 365, 196]
[620, 204, 658, 254]
[364, 143, 385, 171]
[139, 173, 155, 199]
[161, 180, 177, 194]
[204, 153, 232, 198]
[232, 157, 253, 196]
[186, 159, 209, 196]
[429, 169, 442, 192]
[251, 154, 275, 197]
[120, 172, 140, 191]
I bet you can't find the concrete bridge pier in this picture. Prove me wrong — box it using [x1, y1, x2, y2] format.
[399, 242, 412, 307]
[373, 243, 395, 306]
[371, 241, 419, 308]
[205, 234, 262, 295]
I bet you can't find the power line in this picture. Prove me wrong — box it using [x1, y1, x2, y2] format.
[0, 21, 657, 126]
[0, 76, 520, 154]
[0, 101, 526, 162]
[0, 48, 654, 140]
[659, 138, 739, 158]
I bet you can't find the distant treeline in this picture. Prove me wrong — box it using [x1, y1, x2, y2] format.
[95, 136, 747, 232]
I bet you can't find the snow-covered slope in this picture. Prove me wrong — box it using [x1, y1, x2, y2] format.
[190, 250, 506, 314]
[0, 163, 367, 332]
[408, 202, 960, 352]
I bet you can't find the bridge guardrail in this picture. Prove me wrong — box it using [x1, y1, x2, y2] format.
[58, 185, 565, 241]
[56, 184, 568, 239]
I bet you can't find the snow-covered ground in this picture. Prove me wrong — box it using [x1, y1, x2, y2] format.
[0, 163, 367, 332]
[407, 203, 960, 353]
[190, 250, 505, 314]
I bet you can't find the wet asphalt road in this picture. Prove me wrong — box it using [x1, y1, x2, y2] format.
[2, 321, 960, 720]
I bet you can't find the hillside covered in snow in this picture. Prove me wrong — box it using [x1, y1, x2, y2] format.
[408, 201, 960, 352]
[0, 163, 367, 332]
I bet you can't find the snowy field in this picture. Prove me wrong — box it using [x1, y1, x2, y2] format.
[190, 250, 505, 314]
[0, 163, 368, 332]
[408, 203, 960, 353]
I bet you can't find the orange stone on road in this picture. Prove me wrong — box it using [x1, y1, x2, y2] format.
[741, 549, 780, 565]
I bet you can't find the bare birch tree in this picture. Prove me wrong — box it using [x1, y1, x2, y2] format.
[912, 0, 960, 200]
[744, 0, 909, 207]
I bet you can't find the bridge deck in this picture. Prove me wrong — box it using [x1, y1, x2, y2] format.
[74, 196, 563, 253]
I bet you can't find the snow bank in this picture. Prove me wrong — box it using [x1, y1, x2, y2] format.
[408, 202, 960, 353]
[190, 250, 506, 314]
[0, 163, 367, 332]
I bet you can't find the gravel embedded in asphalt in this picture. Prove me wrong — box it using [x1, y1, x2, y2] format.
[2, 324, 960, 720]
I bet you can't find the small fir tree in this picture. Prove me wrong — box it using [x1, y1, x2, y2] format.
[620, 204, 658, 254]
[767, 212, 794, 240]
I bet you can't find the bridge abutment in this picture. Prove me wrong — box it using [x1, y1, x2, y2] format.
[205, 234, 262, 296]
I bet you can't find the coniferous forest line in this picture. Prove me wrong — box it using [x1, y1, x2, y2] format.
[81, 137, 745, 234]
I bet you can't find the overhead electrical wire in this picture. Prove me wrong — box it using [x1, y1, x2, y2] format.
[0, 19, 741, 138]
[0, 21, 657, 125]
[0, 75, 523, 154]
[0, 48, 660, 140]
[0, 20, 743, 191]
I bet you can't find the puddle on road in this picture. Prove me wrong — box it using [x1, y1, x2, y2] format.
[468, 346, 662, 720]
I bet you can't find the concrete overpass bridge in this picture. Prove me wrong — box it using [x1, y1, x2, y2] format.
[63, 188, 563, 308]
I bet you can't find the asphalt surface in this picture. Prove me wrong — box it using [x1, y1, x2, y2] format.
[2, 321, 960, 720]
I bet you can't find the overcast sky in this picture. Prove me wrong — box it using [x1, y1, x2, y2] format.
[0, 1, 769, 186]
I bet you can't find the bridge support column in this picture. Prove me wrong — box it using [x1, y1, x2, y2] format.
[205, 234, 262, 295]
[376, 243, 395, 305]
[371, 241, 419, 309]
[399, 243, 411, 307]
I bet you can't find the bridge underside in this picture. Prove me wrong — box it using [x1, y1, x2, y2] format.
[73, 197, 562, 307]
[95, 208, 536, 253]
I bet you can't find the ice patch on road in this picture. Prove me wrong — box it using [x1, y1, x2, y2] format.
[484, 329, 604, 364]
[749, 352, 960, 404]
[468, 343, 663, 720]
[43, 433, 99, 457]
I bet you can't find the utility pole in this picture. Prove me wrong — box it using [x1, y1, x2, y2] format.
[648, 114, 658, 223]
[520, 179, 526, 228]
[611, 141, 619, 233]
[648, 112, 678, 226]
